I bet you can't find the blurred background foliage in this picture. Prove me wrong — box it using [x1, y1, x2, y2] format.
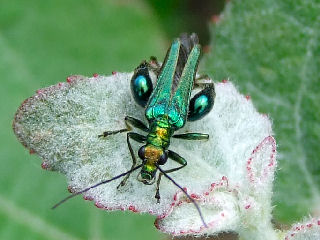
[204, 0, 320, 225]
[1, 0, 319, 240]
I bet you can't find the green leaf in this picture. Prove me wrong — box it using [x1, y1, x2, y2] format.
[203, 0, 320, 223]
[1, 0, 166, 239]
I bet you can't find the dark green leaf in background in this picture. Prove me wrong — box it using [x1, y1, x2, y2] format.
[203, 0, 320, 223]
[147, 0, 225, 45]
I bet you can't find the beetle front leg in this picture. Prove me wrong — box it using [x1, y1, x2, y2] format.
[117, 132, 147, 189]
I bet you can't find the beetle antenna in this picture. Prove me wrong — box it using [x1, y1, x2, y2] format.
[156, 164, 208, 228]
[52, 164, 143, 209]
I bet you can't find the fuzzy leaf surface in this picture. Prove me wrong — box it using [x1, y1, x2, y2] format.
[13, 72, 274, 237]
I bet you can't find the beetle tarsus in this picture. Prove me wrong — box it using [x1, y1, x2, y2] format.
[155, 190, 161, 204]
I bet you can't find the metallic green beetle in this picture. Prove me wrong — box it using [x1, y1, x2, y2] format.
[53, 33, 215, 226]
[121, 33, 215, 195]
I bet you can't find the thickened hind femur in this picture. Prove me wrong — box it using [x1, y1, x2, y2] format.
[130, 62, 153, 107]
[188, 84, 215, 121]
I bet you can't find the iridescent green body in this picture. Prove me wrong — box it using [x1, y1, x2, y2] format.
[139, 38, 201, 181]
[146, 120, 173, 149]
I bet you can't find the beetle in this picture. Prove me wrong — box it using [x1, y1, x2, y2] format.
[53, 33, 215, 227]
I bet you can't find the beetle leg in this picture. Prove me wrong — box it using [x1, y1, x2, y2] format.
[194, 75, 214, 89]
[172, 133, 209, 140]
[155, 150, 187, 203]
[148, 56, 161, 75]
[117, 132, 147, 189]
[98, 116, 149, 138]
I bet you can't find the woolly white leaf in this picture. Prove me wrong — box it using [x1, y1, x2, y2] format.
[284, 218, 320, 240]
[13, 72, 276, 237]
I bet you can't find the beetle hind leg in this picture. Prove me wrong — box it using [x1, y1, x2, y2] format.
[148, 56, 161, 74]
[194, 74, 214, 89]
[188, 77, 215, 121]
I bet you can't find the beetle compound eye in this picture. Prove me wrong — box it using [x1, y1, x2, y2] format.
[130, 62, 153, 107]
[188, 84, 215, 121]
[158, 152, 168, 165]
[138, 145, 146, 160]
